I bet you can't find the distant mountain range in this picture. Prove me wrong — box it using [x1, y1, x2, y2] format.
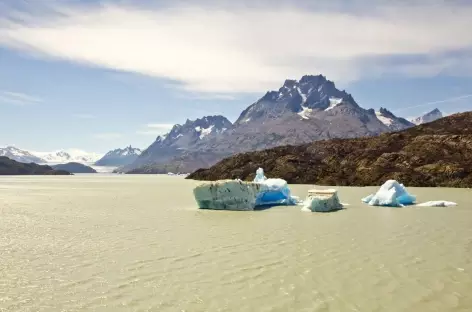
[94, 146, 142, 166]
[33, 149, 103, 164]
[0, 146, 103, 165]
[121, 74, 445, 174]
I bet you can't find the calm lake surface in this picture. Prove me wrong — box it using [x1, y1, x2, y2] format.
[1, 175, 471, 312]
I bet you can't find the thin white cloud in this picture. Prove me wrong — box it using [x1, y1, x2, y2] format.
[0, 90, 43, 105]
[93, 133, 122, 140]
[1, 2, 472, 94]
[394, 94, 472, 113]
[136, 123, 174, 136]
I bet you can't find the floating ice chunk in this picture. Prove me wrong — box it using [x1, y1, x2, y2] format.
[254, 167, 267, 183]
[303, 189, 343, 212]
[362, 180, 416, 207]
[416, 201, 457, 207]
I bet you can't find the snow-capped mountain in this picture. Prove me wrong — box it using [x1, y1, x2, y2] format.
[375, 108, 415, 131]
[235, 75, 359, 125]
[135, 115, 233, 166]
[127, 75, 415, 173]
[95, 146, 142, 166]
[410, 108, 443, 125]
[32, 149, 103, 164]
[0, 146, 46, 163]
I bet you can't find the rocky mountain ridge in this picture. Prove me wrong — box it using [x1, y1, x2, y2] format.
[125, 74, 443, 174]
[187, 112, 472, 187]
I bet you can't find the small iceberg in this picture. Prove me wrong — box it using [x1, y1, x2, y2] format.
[302, 189, 343, 212]
[416, 201, 457, 207]
[192, 168, 298, 211]
[362, 180, 416, 207]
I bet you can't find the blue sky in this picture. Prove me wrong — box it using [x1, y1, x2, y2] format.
[1, 0, 472, 153]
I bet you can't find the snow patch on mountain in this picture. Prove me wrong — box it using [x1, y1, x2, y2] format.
[375, 111, 393, 126]
[298, 107, 312, 120]
[197, 125, 215, 139]
[325, 97, 343, 111]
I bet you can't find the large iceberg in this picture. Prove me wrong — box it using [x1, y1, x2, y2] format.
[362, 180, 416, 207]
[192, 168, 298, 210]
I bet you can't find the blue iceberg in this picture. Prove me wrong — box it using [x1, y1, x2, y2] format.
[362, 180, 416, 207]
[253, 168, 298, 206]
[192, 168, 298, 211]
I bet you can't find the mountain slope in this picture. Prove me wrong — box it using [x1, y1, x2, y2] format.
[411, 108, 443, 125]
[187, 112, 472, 187]
[95, 146, 142, 166]
[127, 74, 422, 173]
[0, 156, 72, 175]
[0, 146, 45, 163]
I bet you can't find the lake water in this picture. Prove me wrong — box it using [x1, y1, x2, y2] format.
[1, 175, 471, 312]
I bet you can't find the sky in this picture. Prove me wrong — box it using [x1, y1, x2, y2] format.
[1, 0, 472, 153]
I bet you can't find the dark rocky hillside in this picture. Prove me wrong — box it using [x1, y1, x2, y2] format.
[52, 162, 97, 173]
[187, 112, 472, 187]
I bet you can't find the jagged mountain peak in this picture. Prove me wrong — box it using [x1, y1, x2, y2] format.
[164, 115, 233, 142]
[411, 108, 443, 125]
[106, 145, 141, 156]
[235, 74, 356, 125]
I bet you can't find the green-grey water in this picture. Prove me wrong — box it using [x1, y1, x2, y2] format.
[1, 175, 471, 312]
